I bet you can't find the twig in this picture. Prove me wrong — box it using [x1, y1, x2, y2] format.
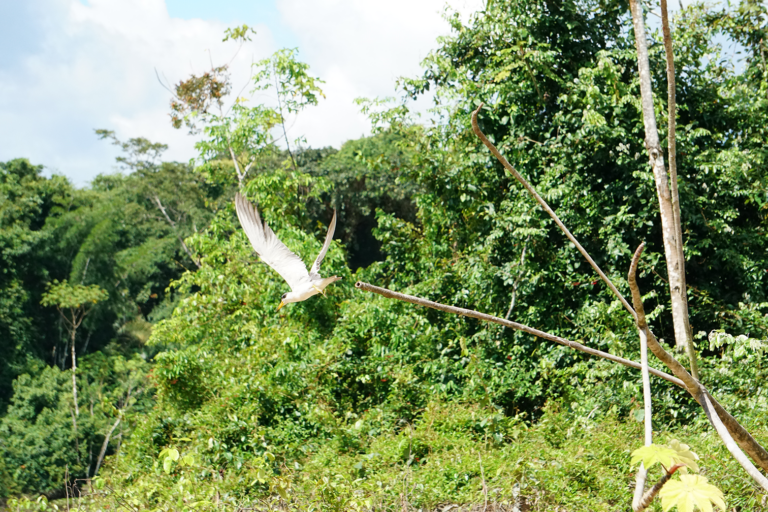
[634, 463, 685, 511]
[479, 453, 488, 512]
[471, 104, 636, 319]
[152, 195, 201, 268]
[355, 281, 683, 387]
[629, 243, 654, 510]
[66, 465, 70, 512]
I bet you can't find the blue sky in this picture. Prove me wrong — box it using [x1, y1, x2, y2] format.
[1, 0, 481, 185]
[164, 0, 299, 48]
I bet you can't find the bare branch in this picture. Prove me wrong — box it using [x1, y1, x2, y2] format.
[700, 393, 768, 491]
[634, 464, 685, 511]
[228, 145, 245, 186]
[504, 238, 528, 323]
[152, 195, 202, 269]
[471, 104, 636, 319]
[629, 246, 768, 478]
[93, 416, 121, 477]
[154, 67, 177, 96]
[355, 281, 683, 387]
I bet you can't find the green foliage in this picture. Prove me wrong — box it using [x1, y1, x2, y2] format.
[40, 280, 108, 310]
[0, 365, 89, 493]
[0, 159, 71, 408]
[299, 131, 420, 269]
[254, 48, 326, 117]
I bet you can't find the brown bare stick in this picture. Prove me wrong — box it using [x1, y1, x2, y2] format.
[634, 464, 684, 512]
[628, 245, 768, 481]
[629, 243, 653, 510]
[355, 281, 683, 387]
[471, 104, 636, 319]
[660, 0, 699, 380]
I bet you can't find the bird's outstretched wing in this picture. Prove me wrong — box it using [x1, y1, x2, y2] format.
[235, 193, 310, 292]
[310, 209, 337, 279]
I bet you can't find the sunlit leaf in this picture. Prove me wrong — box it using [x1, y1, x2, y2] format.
[660, 474, 725, 512]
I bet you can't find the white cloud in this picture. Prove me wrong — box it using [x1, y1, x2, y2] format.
[0, 0, 277, 185]
[278, 0, 484, 147]
[0, 0, 483, 185]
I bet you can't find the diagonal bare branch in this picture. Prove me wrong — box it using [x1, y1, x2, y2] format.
[355, 281, 683, 387]
[471, 104, 636, 318]
[471, 104, 768, 472]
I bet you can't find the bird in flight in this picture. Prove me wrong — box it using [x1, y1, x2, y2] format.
[235, 192, 341, 311]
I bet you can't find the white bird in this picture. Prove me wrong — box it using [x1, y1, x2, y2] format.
[235, 192, 341, 311]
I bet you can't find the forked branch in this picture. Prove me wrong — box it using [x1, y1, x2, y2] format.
[471, 104, 636, 319]
[629, 244, 768, 490]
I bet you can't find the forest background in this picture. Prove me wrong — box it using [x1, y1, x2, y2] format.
[1, 0, 768, 509]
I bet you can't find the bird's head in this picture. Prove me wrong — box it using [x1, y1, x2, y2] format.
[277, 292, 288, 311]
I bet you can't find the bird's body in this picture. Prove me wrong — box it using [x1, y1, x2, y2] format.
[235, 192, 341, 310]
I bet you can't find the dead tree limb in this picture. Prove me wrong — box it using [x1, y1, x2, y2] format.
[471, 105, 636, 319]
[629, 245, 768, 487]
[470, 107, 768, 471]
[152, 195, 201, 269]
[355, 281, 682, 387]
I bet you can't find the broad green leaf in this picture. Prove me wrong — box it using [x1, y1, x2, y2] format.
[660, 474, 726, 512]
[668, 440, 700, 473]
[630, 444, 679, 470]
[275, 484, 289, 501]
[631, 441, 700, 473]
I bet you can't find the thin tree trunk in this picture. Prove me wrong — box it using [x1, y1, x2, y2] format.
[71, 329, 79, 418]
[504, 240, 528, 322]
[660, 0, 698, 379]
[152, 195, 201, 269]
[628, 0, 695, 374]
[275, 68, 297, 171]
[93, 417, 121, 477]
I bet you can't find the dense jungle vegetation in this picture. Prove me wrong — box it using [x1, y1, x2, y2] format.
[2, 0, 768, 509]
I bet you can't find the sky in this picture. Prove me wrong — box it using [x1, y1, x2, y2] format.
[0, 0, 484, 186]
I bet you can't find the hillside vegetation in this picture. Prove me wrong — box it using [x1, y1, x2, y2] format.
[2, 0, 768, 510]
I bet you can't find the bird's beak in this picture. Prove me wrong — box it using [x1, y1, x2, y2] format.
[277, 300, 285, 311]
